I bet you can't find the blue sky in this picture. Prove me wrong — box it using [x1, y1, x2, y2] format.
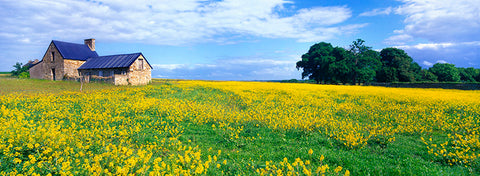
[1, 0, 479, 80]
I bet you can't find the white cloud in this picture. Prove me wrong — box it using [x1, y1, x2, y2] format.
[436, 60, 448, 64]
[359, 7, 393, 17]
[151, 64, 188, 70]
[391, 0, 480, 44]
[421, 60, 448, 67]
[422, 61, 433, 67]
[384, 34, 413, 45]
[389, 0, 480, 68]
[395, 41, 480, 68]
[0, 0, 366, 71]
[0, 0, 361, 45]
[395, 42, 455, 50]
[152, 57, 301, 80]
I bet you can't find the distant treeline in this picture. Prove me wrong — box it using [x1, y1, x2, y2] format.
[295, 39, 480, 84]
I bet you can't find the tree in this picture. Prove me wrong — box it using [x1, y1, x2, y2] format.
[377, 48, 420, 82]
[429, 63, 460, 82]
[329, 47, 354, 84]
[419, 69, 438, 82]
[458, 67, 479, 82]
[11, 62, 30, 77]
[297, 40, 381, 84]
[349, 39, 381, 84]
[475, 68, 480, 82]
[296, 42, 335, 83]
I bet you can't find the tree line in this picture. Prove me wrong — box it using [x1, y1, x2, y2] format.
[296, 39, 480, 84]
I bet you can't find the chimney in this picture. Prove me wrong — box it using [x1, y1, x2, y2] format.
[84, 38, 95, 51]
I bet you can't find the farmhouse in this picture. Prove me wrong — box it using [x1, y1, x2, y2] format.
[29, 39, 152, 85]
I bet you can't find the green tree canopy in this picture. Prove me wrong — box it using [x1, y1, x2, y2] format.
[429, 63, 460, 82]
[349, 39, 381, 84]
[458, 67, 479, 82]
[296, 42, 335, 83]
[297, 39, 381, 84]
[328, 46, 354, 84]
[419, 69, 438, 82]
[377, 48, 420, 82]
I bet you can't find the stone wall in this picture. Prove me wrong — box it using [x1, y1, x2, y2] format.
[29, 41, 152, 85]
[114, 74, 128, 85]
[29, 62, 44, 79]
[79, 68, 130, 85]
[64, 59, 85, 78]
[127, 55, 152, 85]
[29, 42, 65, 80]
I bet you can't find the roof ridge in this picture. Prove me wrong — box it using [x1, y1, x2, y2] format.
[87, 53, 141, 60]
[78, 52, 144, 70]
[52, 40, 87, 46]
[93, 52, 141, 58]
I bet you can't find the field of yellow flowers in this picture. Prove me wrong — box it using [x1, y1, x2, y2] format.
[0, 78, 479, 175]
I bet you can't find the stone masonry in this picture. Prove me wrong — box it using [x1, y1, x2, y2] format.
[29, 39, 152, 85]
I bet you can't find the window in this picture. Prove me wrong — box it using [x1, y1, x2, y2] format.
[138, 58, 144, 70]
[51, 52, 55, 62]
[99, 71, 103, 77]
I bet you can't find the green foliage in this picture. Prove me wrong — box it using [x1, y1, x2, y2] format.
[328, 47, 354, 84]
[18, 72, 30, 79]
[352, 48, 381, 84]
[377, 48, 420, 82]
[297, 39, 381, 84]
[458, 67, 480, 82]
[297, 40, 480, 84]
[420, 69, 438, 82]
[296, 42, 335, 83]
[10, 62, 30, 78]
[429, 63, 461, 82]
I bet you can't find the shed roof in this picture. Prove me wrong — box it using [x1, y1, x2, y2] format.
[52, 40, 98, 60]
[78, 53, 150, 70]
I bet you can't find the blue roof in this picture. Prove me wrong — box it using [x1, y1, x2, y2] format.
[52, 40, 98, 60]
[78, 53, 150, 70]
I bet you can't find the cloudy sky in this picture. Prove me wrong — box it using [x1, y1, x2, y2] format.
[1, 0, 479, 80]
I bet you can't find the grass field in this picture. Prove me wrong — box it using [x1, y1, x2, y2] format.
[0, 77, 479, 175]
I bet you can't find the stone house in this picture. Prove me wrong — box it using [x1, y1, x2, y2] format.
[29, 39, 152, 85]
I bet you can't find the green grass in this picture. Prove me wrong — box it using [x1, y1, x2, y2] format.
[0, 77, 478, 175]
[141, 83, 477, 175]
[0, 72, 11, 77]
[181, 125, 469, 175]
[0, 76, 128, 95]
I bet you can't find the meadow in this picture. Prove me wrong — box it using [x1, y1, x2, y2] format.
[0, 76, 479, 175]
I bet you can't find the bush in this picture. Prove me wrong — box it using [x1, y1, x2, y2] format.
[18, 72, 30, 79]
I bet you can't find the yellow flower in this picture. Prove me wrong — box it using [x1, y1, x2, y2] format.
[334, 166, 343, 173]
[13, 158, 22, 164]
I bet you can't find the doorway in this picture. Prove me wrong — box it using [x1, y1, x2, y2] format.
[51, 68, 56, 80]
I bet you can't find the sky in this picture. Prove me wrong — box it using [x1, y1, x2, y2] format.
[1, 0, 479, 80]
